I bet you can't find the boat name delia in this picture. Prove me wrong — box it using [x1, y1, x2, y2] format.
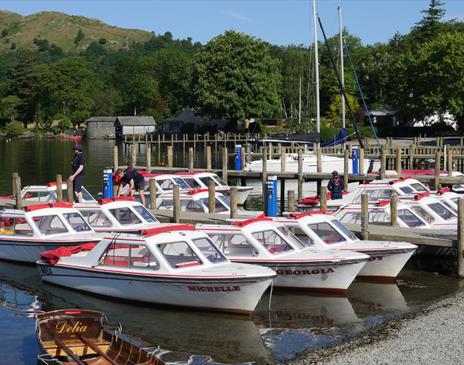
[55, 320, 88, 334]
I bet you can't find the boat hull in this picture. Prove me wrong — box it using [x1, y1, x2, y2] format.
[37, 263, 272, 313]
[0, 239, 99, 264]
[230, 259, 367, 293]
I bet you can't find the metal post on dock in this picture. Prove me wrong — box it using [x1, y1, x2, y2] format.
[396, 147, 402, 175]
[380, 145, 386, 179]
[173, 184, 180, 223]
[320, 186, 328, 212]
[390, 193, 398, 226]
[146, 146, 152, 171]
[14, 174, 21, 209]
[448, 148, 453, 177]
[208, 180, 215, 213]
[113, 145, 119, 169]
[288, 190, 295, 212]
[343, 149, 349, 192]
[230, 187, 238, 219]
[222, 146, 229, 183]
[457, 199, 464, 277]
[167, 146, 173, 168]
[359, 148, 365, 174]
[149, 179, 156, 209]
[297, 149, 303, 200]
[188, 147, 194, 171]
[435, 148, 441, 190]
[66, 178, 74, 203]
[206, 146, 212, 170]
[131, 143, 137, 167]
[361, 193, 369, 240]
[56, 174, 63, 202]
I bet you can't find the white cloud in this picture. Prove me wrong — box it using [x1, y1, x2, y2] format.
[221, 10, 251, 22]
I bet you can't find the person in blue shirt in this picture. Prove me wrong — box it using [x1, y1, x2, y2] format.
[69, 144, 85, 202]
[327, 171, 344, 200]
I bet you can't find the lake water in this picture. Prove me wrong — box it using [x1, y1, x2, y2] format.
[0, 139, 462, 364]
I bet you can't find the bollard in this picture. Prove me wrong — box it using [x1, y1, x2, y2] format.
[230, 186, 238, 219]
[149, 178, 156, 210]
[208, 180, 215, 213]
[234, 145, 242, 170]
[458, 199, 464, 277]
[288, 190, 295, 212]
[206, 145, 212, 170]
[390, 193, 398, 226]
[113, 145, 119, 169]
[146, 146, 152, 171]
[67, 178, 74, 203]
[188, 147, 194, 171]
[320, 186, 328, 212]
[103, 168, 113, 198]
[173, 184, 180, 223]
[343, 149, 349, 192]
[167, 145, 173, 168]
[266, 176, 278, 217]
[361, 193, 369, 240]
[56, 174, 63, 202]
[222, 146, 228, 183]
[14, 175, 22, 209]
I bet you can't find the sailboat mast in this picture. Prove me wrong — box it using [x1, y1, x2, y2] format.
[338, 6, 346, 129]
[312, 0, 320, 136]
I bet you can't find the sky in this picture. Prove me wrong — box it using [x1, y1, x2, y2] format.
[1, 0, 463, 46]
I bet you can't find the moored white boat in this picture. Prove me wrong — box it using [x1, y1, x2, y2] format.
[37, 225, 276, 314]
[197, 217, 368, 293]
[276, 212, 417, 280]
[0, 203, 102, 263]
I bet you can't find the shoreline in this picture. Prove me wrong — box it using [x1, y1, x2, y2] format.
[289, 288, 464, 364]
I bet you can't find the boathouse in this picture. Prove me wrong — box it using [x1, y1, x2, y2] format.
[115, 116, 156, 137]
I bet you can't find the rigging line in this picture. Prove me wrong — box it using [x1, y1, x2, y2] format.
[344, 40, 380, 145]
[317, 15, 364, 149]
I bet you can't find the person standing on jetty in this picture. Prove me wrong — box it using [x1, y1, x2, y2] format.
[327, 171, 344, 200]
[115, 165, 146, 206]
[69, 144, 85, 202]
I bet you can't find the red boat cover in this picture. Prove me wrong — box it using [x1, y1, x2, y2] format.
[233, 214, 272, 227]
[40, 243, 96, 265]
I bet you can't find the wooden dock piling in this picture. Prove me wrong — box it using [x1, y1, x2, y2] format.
[344, 149, 349, 192]
[206, 146, 212, 170]
[297, 150, 303, 200]
[458, 199, 464, 277]
[56, 174, 63, 202]
[208, 180, 215, 213]
[230, 187, 238, 219]
[222, 147, 228, 183]
[14, 174, 21, 209]
[359, 148, 365, 174]
[167, 146, 173, 168]
[320, 186, 328, 212]
[435, 148, 441, 190]
[361, 193, 369, 240]
[288, 190, 295, 212]
[188, 147, 194, 171]
[448, 148, 453, 177]
[66, 178, 74, 203]
[390, 193, 398, 226]
[149, 179, 156, 209]
[146, 146, 152, 171]
[113, 145, 118, 169]
[396, 147, 402, 174]
[173, 184, 180, 223]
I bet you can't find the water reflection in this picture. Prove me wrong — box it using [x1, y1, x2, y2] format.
[0, 261, 461, 365]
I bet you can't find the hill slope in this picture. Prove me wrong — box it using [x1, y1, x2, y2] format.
[0, 10, 153, 52]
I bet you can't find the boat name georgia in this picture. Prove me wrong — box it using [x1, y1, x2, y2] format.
[276, 268, 335, 275]
[55, 321, 88, 334]
[188, 285, 241, 292]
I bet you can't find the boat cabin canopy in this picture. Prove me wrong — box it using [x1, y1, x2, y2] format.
[22, 183, 96, 203]
[156, 191, 231, 214]
[175, 172, 228, 189]
[139, 172, 190, 193]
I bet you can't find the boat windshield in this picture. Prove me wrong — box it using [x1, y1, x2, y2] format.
[410, 206, 435, 224]
[199, 176, 218, 187]
[173, 178, 190, 190]
[101, 242, 159, 269]
[411, 183, 428, 192]
[398, 209, 426, 227]
[109, 208, 142, 226]
[427, 202, 456, 221]
[63, 212, 92, 232]
[442, 201, 457, 214]
[207, 232, 257, 257]
[212, 175, 227, 186]
[330, 219, 358, 241]
[80, 210, 113, 228]
[306, 222, 346, 244]
[355, 189, 392, 203]
[133, 205, 158, 223]
[276, 226, 305, 248]
[183, 177, 202, 189]
[192, 237, 227, 263]
[158, 241, 202, 268]
[399, 186, 414, 195]
[251, 230, 294, 254]
[34, 215, 69, 235]
[200, 197, 229, 213]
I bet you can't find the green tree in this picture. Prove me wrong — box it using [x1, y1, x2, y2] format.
[193, 30, 282, 119]
[41, 57, 97, 125]
[74, 29, 85, 45]
[0, 95, 22, 122]
[327, 94, 362, 128]
[414, 0, 446, 41]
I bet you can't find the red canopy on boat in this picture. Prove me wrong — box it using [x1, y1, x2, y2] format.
[40, 243, 96, 265]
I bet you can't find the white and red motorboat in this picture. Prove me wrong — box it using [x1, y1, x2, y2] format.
[37, 225, 276, 314]
[176, 171, 253, 205]
[75, 197, 160, 233]
[0, 202, 102, 263]
[275, 212, 417, 281]
[197, 216, 368, 293]
[401, 195, 457, 230]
